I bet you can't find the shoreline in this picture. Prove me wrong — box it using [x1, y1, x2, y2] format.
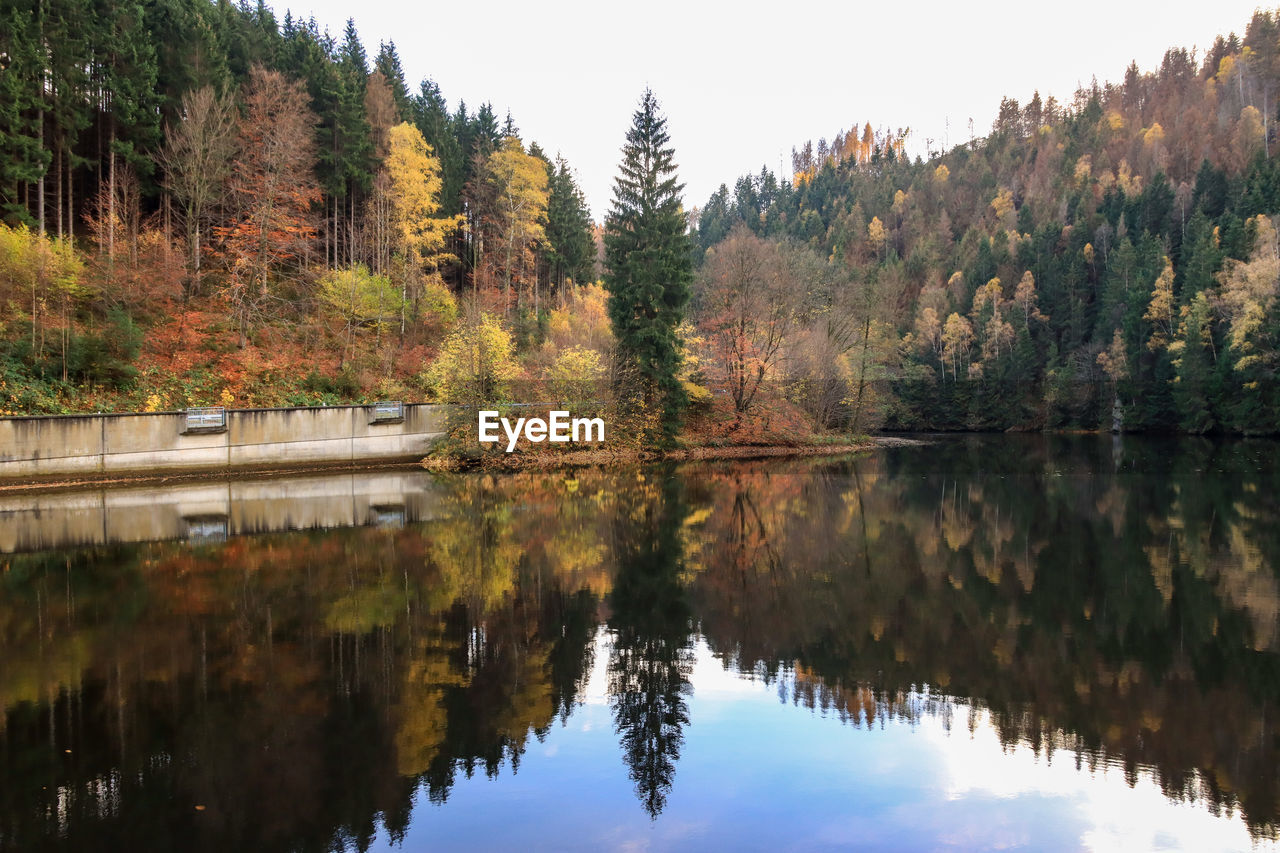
[0, 440, 905, 494]
[420, 439, 902, 471]
[0, 459, 430, 495]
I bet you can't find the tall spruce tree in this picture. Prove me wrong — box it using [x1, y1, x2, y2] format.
[46, 0, 92, 237]
[411, 79, 462, 215]
[545, 155, 594, 289]
[373, 41, 410, 122]
[0, 2, 47, 225]
[604, 89, 692, 439]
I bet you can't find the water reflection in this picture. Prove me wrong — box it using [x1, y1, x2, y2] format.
[0, 470, 443, 552]
[607, 474, 693, 818]
[0, 436, 1278, 850]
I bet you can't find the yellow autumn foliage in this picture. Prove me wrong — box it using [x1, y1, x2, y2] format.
[425, 311, 522, 404]
[990, 188, 1015, 222]
[386, 123, 458, 266]
[1143, 257, 1175, 351]
[867, 216, 886, 247]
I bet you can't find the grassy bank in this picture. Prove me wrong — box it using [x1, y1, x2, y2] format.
[422, 394, 877, 471]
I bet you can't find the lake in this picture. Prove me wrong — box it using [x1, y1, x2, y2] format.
[1, 435, 1278, 851]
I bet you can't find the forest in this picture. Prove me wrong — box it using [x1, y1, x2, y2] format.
[5, 3, 1280, 435]
[0, 0, 597, 415]
[693, 11, 1280, 433]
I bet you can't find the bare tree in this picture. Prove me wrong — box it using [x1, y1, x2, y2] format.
[158, 86, 236, 295]
[698, 224, 803, 414]
[212, 67, 321, 346]
[360, 71, 398, 275]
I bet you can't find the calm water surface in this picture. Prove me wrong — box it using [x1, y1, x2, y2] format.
[1, 435, 1279, 851]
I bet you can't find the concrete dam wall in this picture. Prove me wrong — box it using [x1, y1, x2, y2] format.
[0, 404, 451, 480]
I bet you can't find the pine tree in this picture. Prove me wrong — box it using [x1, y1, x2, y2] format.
[46, 0, 92, 237]
[471, 103, 500, 154]
[545, 155, 595, 289]
[411, 80, 463, 215]
[146, 0, 231, 129]
[0, 1, 48, 225]
[604, 89, 692, 440]
[373, 41, 411, 121]
[1179, 209, 1222, 300]
[94, 0, 160, 262]
[332, 19, 373, 264]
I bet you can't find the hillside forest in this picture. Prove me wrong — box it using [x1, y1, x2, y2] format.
[695, 12, 1280, 434]
[5, 4, 1280, 435]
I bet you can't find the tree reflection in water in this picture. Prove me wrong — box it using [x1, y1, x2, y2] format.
[606, 472, 694, 818]
[1, 436, 1279, 850]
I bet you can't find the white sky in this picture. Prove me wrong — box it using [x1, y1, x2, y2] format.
[288, 0, 1266, 220]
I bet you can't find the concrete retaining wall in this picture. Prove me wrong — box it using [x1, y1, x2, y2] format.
[0, 404, 450, 480]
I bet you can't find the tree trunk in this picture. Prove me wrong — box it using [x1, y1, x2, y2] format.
[61, 294, 68, 382]
[54, 142, 62, 239]
[107, 128, 116, 284]
[184, 190, 201, 296]
[505, 233, 513, 312]
[35, 0, 45, 234]
[66, 147, 73, 240]
[851, 316, 872, 432]
[400, 271, 407, 338]
[36, 106, 45, 234]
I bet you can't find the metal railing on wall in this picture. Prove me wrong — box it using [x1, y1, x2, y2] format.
[370, 401, 404, 423]
[184, 406, 227, 433]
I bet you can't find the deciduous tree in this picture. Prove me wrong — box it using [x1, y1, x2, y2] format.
[477, 137, 549, 310]
[158, 85, 236, 294]
[697, 225, 801, 413]
[318, 264, 402, 367]
[213, 66, 320, 345]
[383, 121, 456, 332]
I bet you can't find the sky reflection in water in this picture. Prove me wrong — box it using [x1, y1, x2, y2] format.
[380, 633, 1264, 853]
[2, 435, 1278, 852]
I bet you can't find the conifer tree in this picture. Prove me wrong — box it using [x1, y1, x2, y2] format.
[214, 0, 279, 80]
[334, 19, 373, 262]
[471, 103, 500, 154]
[410, 81, 462, 215]
[373, 41, 410, 122]
[0, 3, 47, 225]
[147, 0, 230, 128]
[604, 89, 693, 439]
[546, 156, 595, 289]
[94, 0, 160, 261]
[45, 0, 92, 237]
